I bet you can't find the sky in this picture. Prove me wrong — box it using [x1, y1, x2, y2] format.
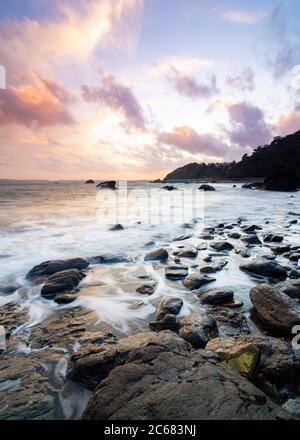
[0, 0, 300, 180]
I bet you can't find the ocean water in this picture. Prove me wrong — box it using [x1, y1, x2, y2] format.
[0, 181, 299, 331]
[0, 181, 300, 419]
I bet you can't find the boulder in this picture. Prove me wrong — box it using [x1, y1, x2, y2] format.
[155, 297, 183, 321]
[161, 185, 177, 191]
[206, 338, 260, 379]
[198, 288, 234, 305]
[242, 225, 262, 233]
[276, 279, 300, 300]
[136, 283, 157, 296]
[183, 274, 216, 290]
[178, 312, 218, 348]
[109, 224, 124, 231]
[210, 241, 234, 252]
[208, 335, 300, 400]
[0, 282, 20, 295]
[26, 258, 89, 281]
[229, 232, 241, 239]
[149, 314, 177, 332]
[97, 181, 117, 189]
[263, 234, 284, 243]
[165, 265, 189, 280]
[75, 332, 292, 420]
[85, 179, 95, 184]
[41, 269, 85, 300]
[177, 247, 198, 258]
[240, 259, 288, 279]
[250, 284, 300, 334]
[200, 266, 217, 274]
[203, 306, 250, 337]
[199, 184, 216, 191]
[242, 182, 263, 190]
[144, 248, 169, 262]
[241, 235, 262, 246]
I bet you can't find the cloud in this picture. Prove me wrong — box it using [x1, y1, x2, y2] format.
[263, 6, 300, 78]
[226, 67, 255, 91]
[158, 126, 229, 159]
[152, 56, 215, 75]
[81, 72, 146, 130]
[276, 111, 300, 136]
[166, 68, 219, 99]
[0, 74, 75, 127]
[225, 101, 272, 147]
[0, 0, 144, 80]
[221, 9, 266, 24]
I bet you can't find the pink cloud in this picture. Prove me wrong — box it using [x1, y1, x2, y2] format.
[0, 74, 75, 128]
[276, 111, 300, 136]
[81, 73, 146, 130]
[158, 126, 229, 159]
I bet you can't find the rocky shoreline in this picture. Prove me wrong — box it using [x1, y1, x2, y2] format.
[0, 205, 300, 420]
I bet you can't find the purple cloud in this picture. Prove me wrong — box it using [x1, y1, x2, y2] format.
[166, 68, 219, 99]
[226, 101, 272, 147]
[81, 73, 146, 130]
[226, 67, 255, 91]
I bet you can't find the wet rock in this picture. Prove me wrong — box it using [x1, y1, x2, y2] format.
[242, 182, 263, 190]
[97, 181, 117, 189]
[278, 279, 300, 300]
[0, 282, 20, 295]
[229, 232, 241, 239]
[206, 338, 260, 379]
[144, 248, 169, 262]
[287, 252, 300, 262]
[250, 284, 300, 334]
[203, 306, 250, 337]
[200, 266, 217, 274]
[165, 265, 189, 280]
[41, 269, 86, 300]
[178, 312, 218, 348]
[236, 249, 251, 258]
[283, 399, 300, 418]
[199, 234, 214, 240]
[149, 314, 177, 332]
[272, 244, 291, 255]
[242, 225, 262, 233]
[240, 259, 288, 280]
[136, 283, 157, 296]
[198, 288, 234, 305]
[85, 179, 95, 184]
[109, 224, 124, 231]
[54, 292, 80, 304]
[161, 185, 177, 191]
[89, 254, 127, 264]
[222, 300, 244, 309]
[290, 269, 300, 279]
[155, 297, 183, 321]
[177, 247, 198, 258]
[199, 184, 216, 191]
[210, 241, 234, 252]
[183, 274, 216, 290]
[213, 260, 228, 271]
[241, 235, 262, 246]
[79, 332, 292, 420]
[173, 234, 192, 242]
[27, 258, 89, 281]
[203, 256, 212, 262]
[263, 234, 284, 243]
